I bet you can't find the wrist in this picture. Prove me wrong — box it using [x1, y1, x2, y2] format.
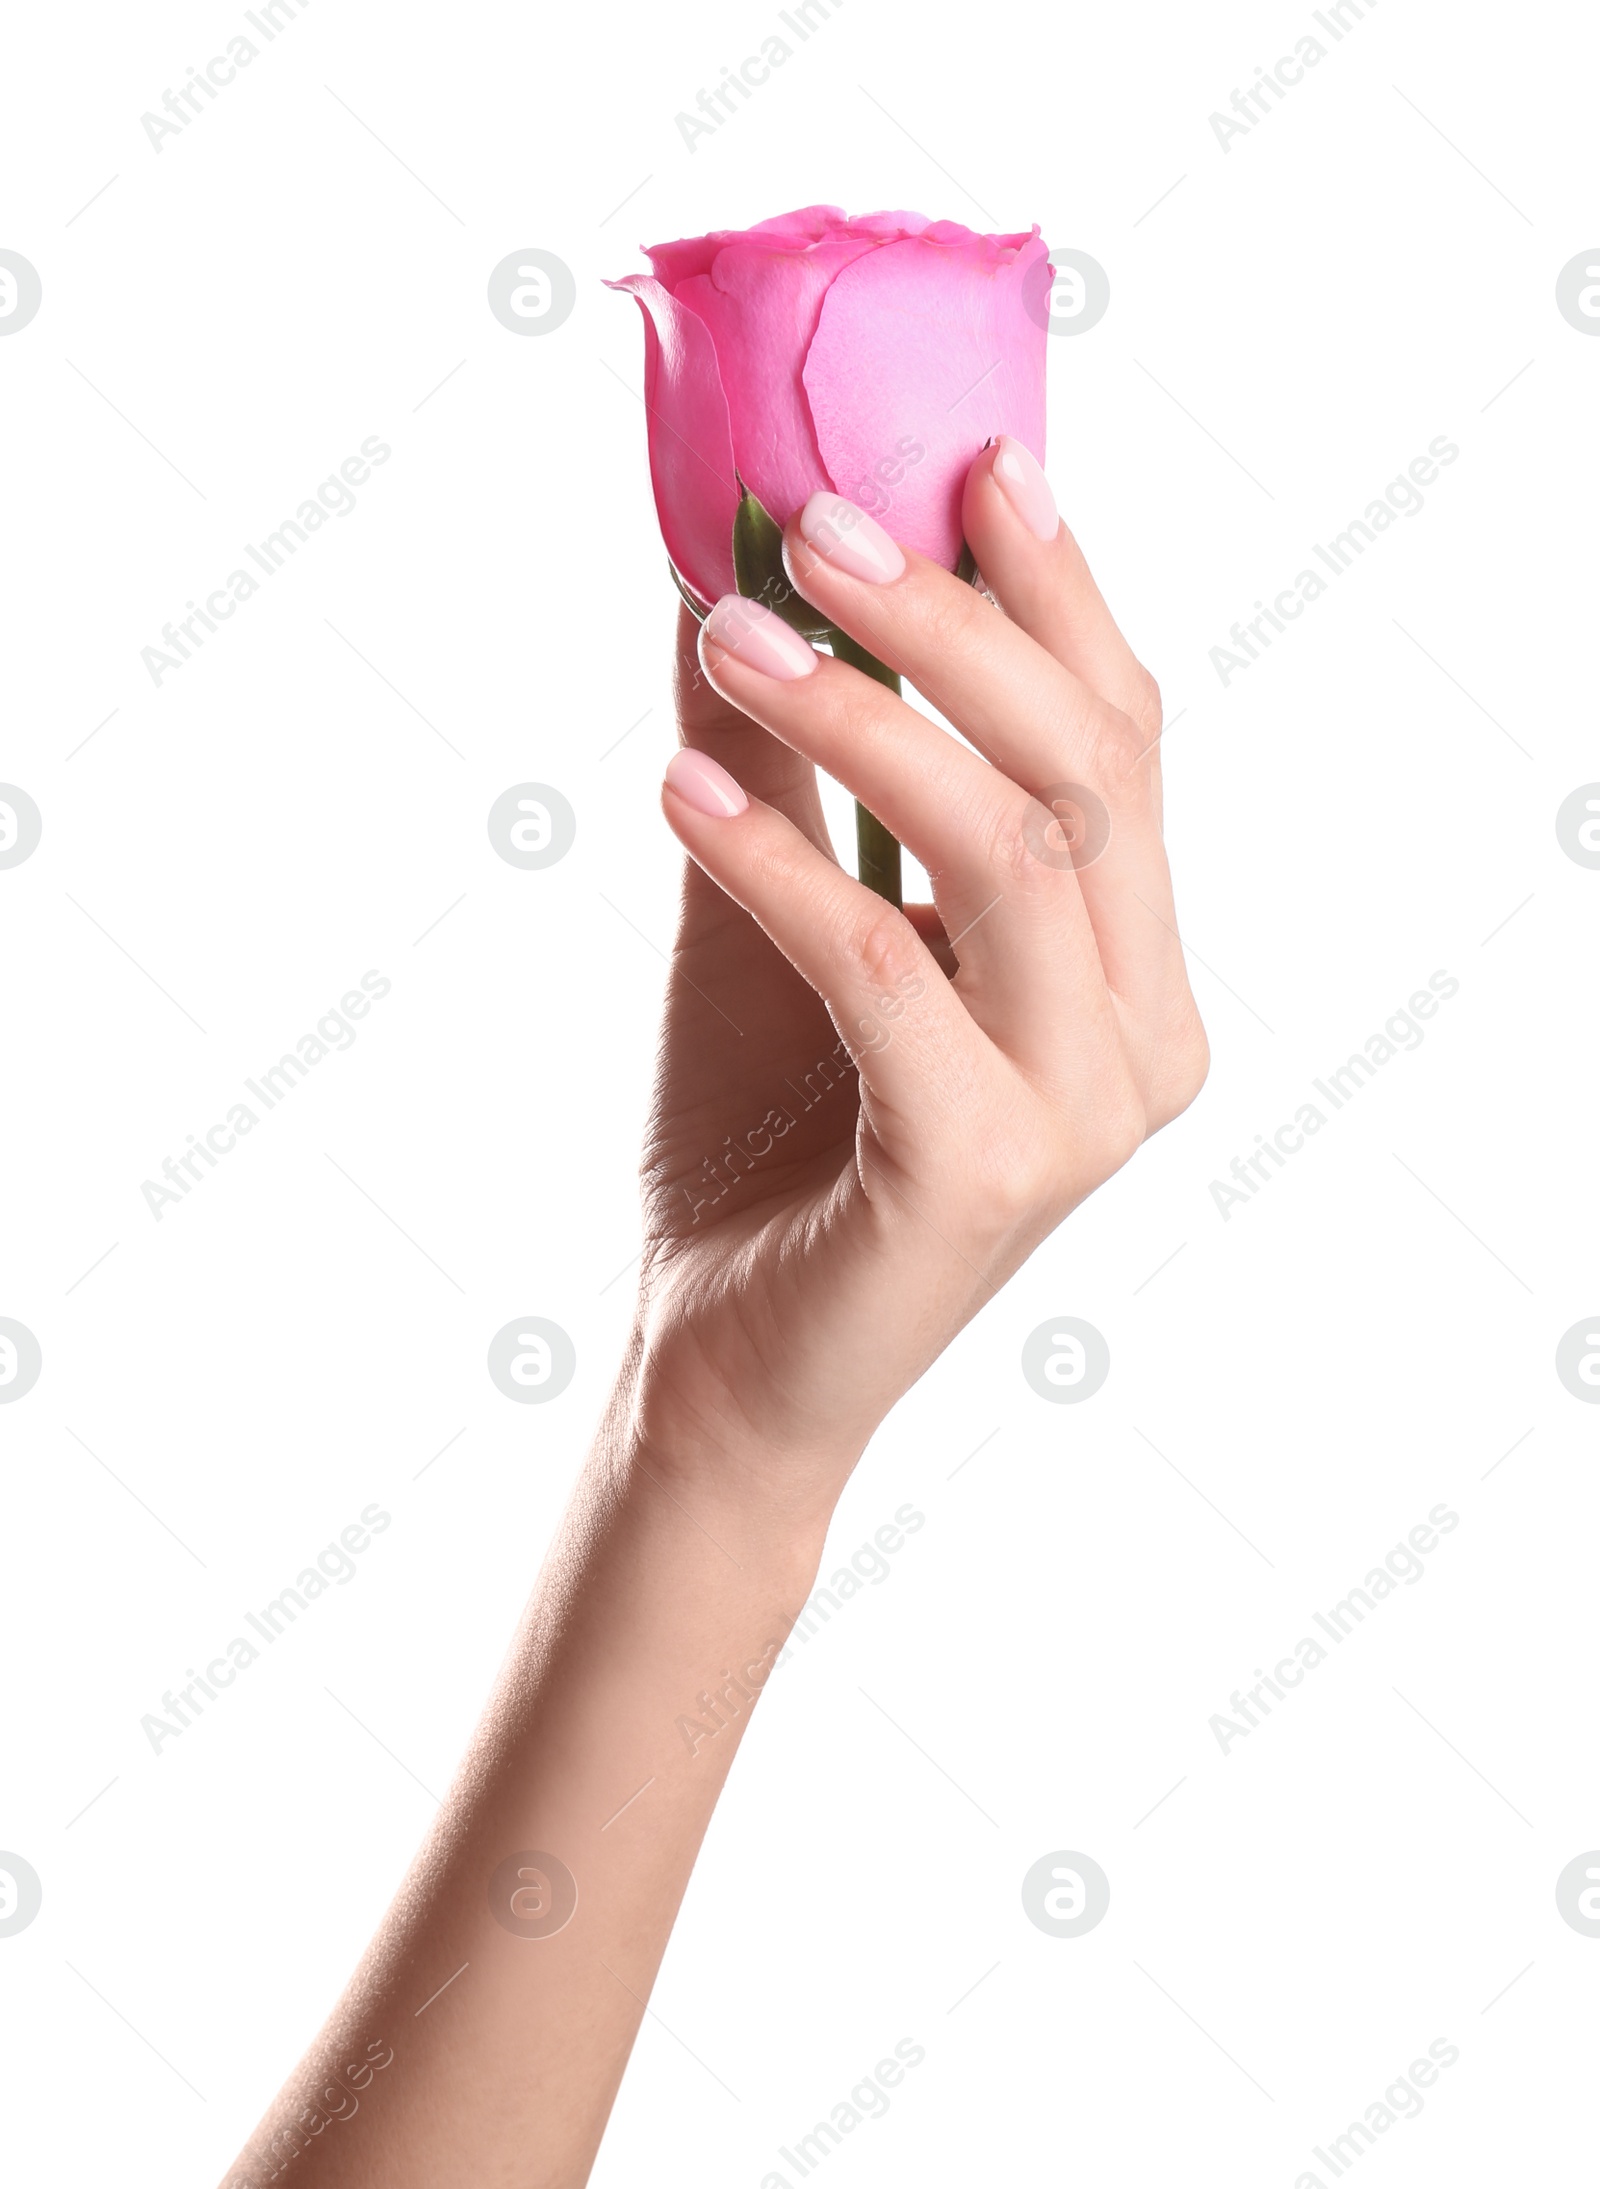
[594, 1344, 859, 1576]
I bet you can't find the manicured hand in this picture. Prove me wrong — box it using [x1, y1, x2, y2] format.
[643, 438, 1209, 1504]
[232, 437, 1208, 2189]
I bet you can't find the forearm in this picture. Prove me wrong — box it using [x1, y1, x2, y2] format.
[230, 1392, 835, 2188]
[226, 435, 1202, 2188]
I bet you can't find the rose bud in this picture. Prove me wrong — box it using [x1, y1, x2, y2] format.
[606, 204, 1052, 628]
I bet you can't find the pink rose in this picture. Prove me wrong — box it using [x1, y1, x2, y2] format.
[606, 205, 1051, 609]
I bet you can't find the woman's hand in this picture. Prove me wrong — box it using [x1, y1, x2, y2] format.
[229, 440, 1207, 2189]
[638, 437, 1209, 1504]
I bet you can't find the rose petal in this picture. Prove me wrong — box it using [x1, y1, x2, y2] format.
[640, 234, 724, 288]
[744, 203, 850, 244]
[642, 208, 850, 288]
[830, 209, 933, 241]
[803, 232, 1050, 567]
[641, 207, 933, 288]
[604, 274, 740, 604]
[674, 236, 881, 527]
[919, 218, 1037, 254]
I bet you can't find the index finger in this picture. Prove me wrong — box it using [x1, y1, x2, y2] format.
[670, 602, 833, 855]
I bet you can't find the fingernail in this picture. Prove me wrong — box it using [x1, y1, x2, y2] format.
[664, 747, 749, 818]
[797, 491, 906, 584]
[992, 435, 1058, 541]
[703, 594, 818, 680]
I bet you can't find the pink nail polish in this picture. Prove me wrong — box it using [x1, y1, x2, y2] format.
[992, 435, 1058, 541]
[703, 594, 818, 680]
[797, 491, 906, 584]
[664, 747, 749, 817]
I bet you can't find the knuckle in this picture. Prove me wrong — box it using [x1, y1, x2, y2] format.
[1129, 665, 1163, 737]
[908, 575, 981, 664]
[853, 902, 924, 995]
[1096, 1083, 1149, 1172]
[1041, 680, 1153, 807]
[1086, 702, 1152, 788]
[1179, 1010, 1211, 1097]
[1050, 1056, 1148, 1177]
[746, 824, 813, 901]
[983, 794, 1067, 895]
[987, 805, 1042, 889]
[1149, 1009, 1212, 1129]
[818, 658, 910, 773]
[956, 1130, 1058, 1242]
[813, 663, 884, 753]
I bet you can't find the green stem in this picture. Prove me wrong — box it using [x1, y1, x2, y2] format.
[827, 630, 903, 908]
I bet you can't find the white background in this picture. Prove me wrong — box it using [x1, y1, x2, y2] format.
[3, 0, 1598, 2182]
